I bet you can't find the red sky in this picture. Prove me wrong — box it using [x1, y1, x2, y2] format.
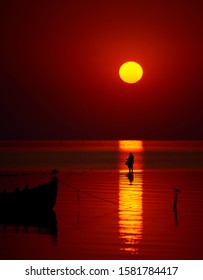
[1, 0, 203, 139]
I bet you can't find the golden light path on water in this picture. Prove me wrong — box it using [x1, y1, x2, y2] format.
[119, 140, 143, 254]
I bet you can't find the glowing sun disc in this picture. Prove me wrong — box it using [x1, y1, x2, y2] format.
[119, 61, 143, 84]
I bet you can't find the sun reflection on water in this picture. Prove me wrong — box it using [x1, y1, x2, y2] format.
[119, 140, 143, 254]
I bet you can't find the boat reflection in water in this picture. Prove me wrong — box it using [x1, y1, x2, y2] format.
[119, 140, 143, 255]
[0, 209, 58, 237]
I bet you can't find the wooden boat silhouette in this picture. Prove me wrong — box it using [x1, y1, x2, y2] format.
[0, 177, 58, 236]
[0, 177, 58, 211]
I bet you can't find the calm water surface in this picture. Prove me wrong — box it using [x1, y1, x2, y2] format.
[0, 140, 203, 259]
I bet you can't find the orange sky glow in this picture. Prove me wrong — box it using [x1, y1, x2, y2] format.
[1, 0, 203, 139]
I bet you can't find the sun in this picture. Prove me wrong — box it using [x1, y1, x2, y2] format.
[119, 61, 143, 84]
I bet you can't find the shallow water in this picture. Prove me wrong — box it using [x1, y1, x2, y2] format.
[0, 140, 203, 259]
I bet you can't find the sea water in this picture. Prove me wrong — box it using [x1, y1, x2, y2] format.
[0, 140, 203, 259]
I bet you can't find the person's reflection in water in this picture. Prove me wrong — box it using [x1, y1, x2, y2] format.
[125, 152, 134, 173]
[127, 172, 134, 184]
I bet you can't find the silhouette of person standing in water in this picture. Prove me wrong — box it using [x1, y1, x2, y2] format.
[125, 152, 134, 173]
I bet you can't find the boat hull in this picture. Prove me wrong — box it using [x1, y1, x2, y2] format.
[0, 177, 58, 211]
